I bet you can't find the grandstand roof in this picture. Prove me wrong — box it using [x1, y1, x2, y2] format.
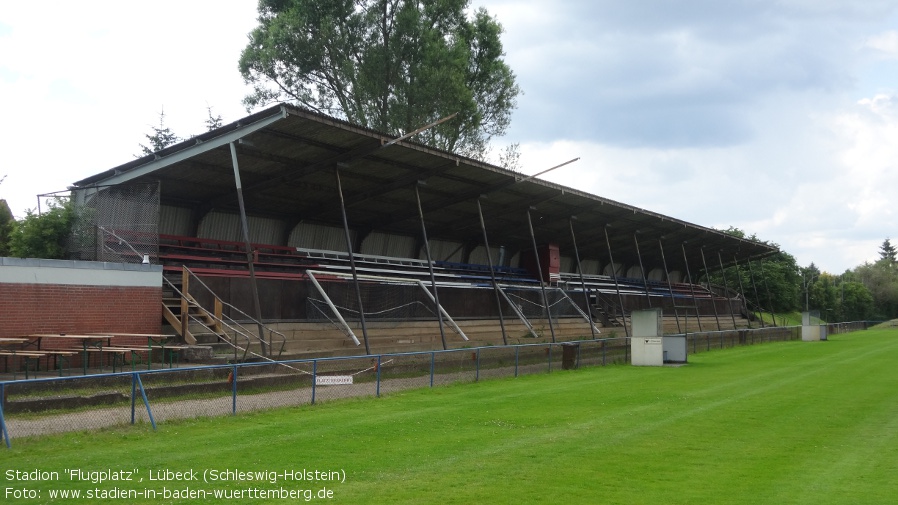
[73, 104, 777, 275]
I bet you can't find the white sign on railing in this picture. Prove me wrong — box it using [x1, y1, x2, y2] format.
[315, 375, 354, 386]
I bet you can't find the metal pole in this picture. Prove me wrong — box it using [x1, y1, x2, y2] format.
[746, 258, 766, 327]
[700, 247, 721, 331]
[229, 142, 270, 357]
[733, 255, 751, 329]
[718, 252, 739, 330]
[658, 238, 681, 333]
[681, 243, 703, 332]
[760, 260, 778, 327]
[604, 227, 629, 338]
[335, 168, 371, 354]
[477, 199, 508, 345]
[526, 209, 557, 342]
[414, 184, 448, 350]
[633, 232, 652, 308]
[569, 218, 597, 340]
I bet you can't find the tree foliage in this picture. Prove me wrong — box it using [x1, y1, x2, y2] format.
[138, 108, 181, 157]
[879, 238, 897, 265]
[0, 198, 14, 257]
[239, 0, 520, 159]
[7, 198, 75, 259]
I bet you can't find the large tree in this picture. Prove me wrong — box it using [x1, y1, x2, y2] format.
[239, 0, 520, 159]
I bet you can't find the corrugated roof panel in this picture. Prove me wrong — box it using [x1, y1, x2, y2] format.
[288, 222, 354, 251]
[197, 211, 285, 245]
[360, 231, 416, 258]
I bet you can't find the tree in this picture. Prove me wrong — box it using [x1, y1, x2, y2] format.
[879, 238, 897, 265]
[138, 107, 181, 157]
[204, 106, 223, 131]
[711, 227, 801, 314]
[7, 198, 75, 259]
[0, 198, 13, 257]
[239, 0, 521, 159]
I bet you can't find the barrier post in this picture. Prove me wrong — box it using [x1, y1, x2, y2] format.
[0, 383, 10, 448]
[311, 360, 317, 405]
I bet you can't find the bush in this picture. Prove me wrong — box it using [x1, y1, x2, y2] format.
[7, 198, 74, 259]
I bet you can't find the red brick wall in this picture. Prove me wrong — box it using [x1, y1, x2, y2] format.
[0, 283, 161, 344]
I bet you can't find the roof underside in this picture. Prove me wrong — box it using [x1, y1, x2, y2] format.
[74, 104, 777, 276]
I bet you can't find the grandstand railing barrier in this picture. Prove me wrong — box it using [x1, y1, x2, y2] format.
[0, 323, 869, 447]
[165, 266, 287, 359]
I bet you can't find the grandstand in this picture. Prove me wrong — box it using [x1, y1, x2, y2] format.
[68, 104, 777, 360]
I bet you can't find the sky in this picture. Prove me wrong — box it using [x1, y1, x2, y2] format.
[1, 0, 897, 274]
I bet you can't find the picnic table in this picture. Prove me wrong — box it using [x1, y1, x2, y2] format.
[88, 333, 180, 369]
[30, 334, 114, 375]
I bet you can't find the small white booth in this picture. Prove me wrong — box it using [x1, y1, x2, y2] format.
[630, 309, 687, 366]
[801, 311, 828, 341]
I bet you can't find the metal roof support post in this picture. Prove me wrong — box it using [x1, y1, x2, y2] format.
[658, 238, 682, 333]
[718, 251, 739, 330]
[229, 142, 270, 358]
[334, 168, 371, 354]
[700, 247, 722, 331]
[681, 243, 703, 332]
[731, 255, 752, 329]
[745, 258, 766, 328]
[526, 209, 557, 343]
[476, 199, 508, 345]
[569, 218, 597, 340]
[760, 260, 779, 327]
[414, 184, 448, 350]
[633, 232, 652, 308]
[604, 226, 630, 338]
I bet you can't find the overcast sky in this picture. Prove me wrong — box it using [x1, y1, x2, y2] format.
[2, 1, 897, 273]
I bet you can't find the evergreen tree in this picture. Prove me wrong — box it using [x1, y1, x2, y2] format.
[138, 108, 182, 157]
[879, 238, 897, 265]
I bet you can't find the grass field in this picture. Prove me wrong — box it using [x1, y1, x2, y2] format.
[2, 327, 897, 504]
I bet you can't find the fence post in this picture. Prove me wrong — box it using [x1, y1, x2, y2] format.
[231, 364, 238, 416]
[547, 345, 552, 373]
[514, 346, 519, 377]
[130, 373, 137, 424]
[135, 374, 156, 431]
[0, 383, 10, 448]
[602, 339, 606, 366]
[311, 360, 317, 405]
[430, 352, 435, 388]
[376, 356, 382, 397]
[475, 349, 480, 382]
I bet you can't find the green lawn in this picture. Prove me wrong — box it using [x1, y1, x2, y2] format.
[2, 328, 897, 504]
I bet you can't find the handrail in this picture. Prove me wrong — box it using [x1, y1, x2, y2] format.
[162, 275, 254, 361]
[180, 266, 288, 358]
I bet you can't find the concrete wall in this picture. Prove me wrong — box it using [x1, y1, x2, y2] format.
[0, 258, 162, 342]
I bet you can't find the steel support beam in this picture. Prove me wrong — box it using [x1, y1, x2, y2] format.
[658, 238, 681, 334]
[634, 232, 652, 308]
[335, 168, 371, 354]
[718, 251, 739, 330]
[604, 226, 630, 338]
[526, 209, 557, 343]
[731, 255, 752, 329]
[700, 247, 722, 331]
[229, 142, 270, 357]
[415, 184, 447, 350]
[746, 258, 766, 328]
[477, 199, 508, 345]
[569, 218, 597, 340]
[681, 243, 703, 332]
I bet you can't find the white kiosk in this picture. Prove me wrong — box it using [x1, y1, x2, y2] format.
[801, 311, 828, 341]
[631, 308, 687, 366]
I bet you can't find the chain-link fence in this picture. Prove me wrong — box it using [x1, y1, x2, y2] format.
[0, 323, 868, 447]
[68, 182, 160, 263]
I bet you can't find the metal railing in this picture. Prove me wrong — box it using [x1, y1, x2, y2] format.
[164, 266, 287, 360]
[0, 323, 854, 448]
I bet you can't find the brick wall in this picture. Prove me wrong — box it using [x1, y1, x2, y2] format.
[0, 283, 162, 344]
